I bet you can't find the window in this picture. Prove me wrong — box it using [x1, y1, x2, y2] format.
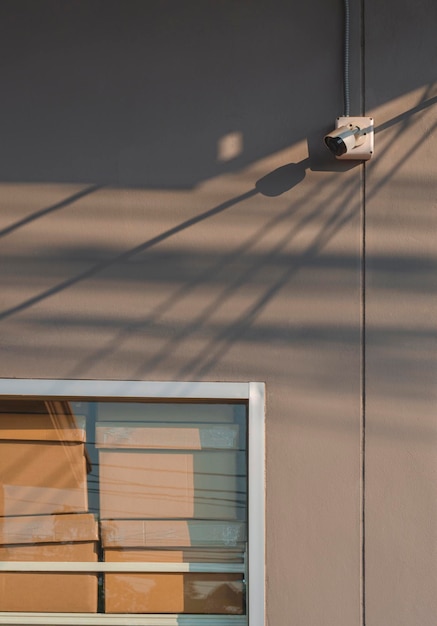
[0, 380, 265, 626]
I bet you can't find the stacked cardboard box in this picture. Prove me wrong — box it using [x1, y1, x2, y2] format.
[101, 519, 246, 614]
[96, 419, 247, 614]
[0, 513, 99, 612]
[0, 402, 249, 614]
[0, 401, 97, 612]
[96, 422, 244, 520]
[0, 404, 89, 517]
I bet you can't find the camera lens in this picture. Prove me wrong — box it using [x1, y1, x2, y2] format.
[325, 136, 347, 156]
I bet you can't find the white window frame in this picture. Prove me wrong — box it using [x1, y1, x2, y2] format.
[0, 380, 265, 626]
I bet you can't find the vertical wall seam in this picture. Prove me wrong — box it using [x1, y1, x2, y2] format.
[360, 0, 367, 625]
[361, 162, 367, 626]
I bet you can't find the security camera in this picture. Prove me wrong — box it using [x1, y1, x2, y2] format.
[325, 124, 362, 156]
[324, 116, 374, 160]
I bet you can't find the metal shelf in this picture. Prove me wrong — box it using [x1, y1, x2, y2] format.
[0, 562, 244, 573]
[0, 614, 248, 626]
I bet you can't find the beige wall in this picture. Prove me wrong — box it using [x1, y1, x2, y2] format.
[365, 1, 437, 624]
[0, 1, 436, 624]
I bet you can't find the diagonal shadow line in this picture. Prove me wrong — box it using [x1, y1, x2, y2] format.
[74, 104, 428, 378]
[136, 214, 315, 376]
[3, 87, 432, 331]
[132, 173, 357, 378]
[179, 188, 360, 380]
[67, 177, 313, 378]
[72, 154, 362, 378]
[15, 89, 431, 374]
[0, 188, 258, 322]
[0, 88, 432, 241]
[371, 84, 435, 164]
[0, 184, 102, 238]
[179, 95, 437, 380]
[68, 164, 315, 377]
[369, 114, 437, 200]
[67, 159, 321, 378]
[374, 92, 437, 135]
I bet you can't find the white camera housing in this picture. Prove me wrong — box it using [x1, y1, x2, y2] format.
[324, 116, 374, 160]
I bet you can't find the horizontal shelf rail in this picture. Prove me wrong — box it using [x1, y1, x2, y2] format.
[0, 561, 244, 573]
[0, 614, 248, 626]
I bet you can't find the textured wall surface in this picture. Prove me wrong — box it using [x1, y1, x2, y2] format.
[365, 1, 437, 624]
[0, 1, 435, 625]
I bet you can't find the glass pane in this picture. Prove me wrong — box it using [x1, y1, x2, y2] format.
[0, 399, 247, 615]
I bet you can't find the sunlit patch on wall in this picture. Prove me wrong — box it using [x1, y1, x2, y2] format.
[217, 131, 243, 162]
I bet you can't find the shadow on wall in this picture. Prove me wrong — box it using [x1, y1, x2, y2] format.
[1, 160, 361, 381]
[1, 1, 435, 190]
[0, 0, 345, 188]
[2, 81, 436, 325]
[1, 82, 437, 383]
[1, 1, 437, 390]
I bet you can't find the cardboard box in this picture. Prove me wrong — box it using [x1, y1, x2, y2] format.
[101, 519, 247, 549]
[101, 520, 245, 614]
[0, 513, 99, 612]
[96, 421, 245, 520]
[0, 410, 86, 442]
[96, 422, 240, 450]
[0, 412, 89, 516]
[97, 448, 245, 520]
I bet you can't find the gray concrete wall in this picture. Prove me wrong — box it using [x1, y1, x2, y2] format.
[0, 1, 435, 624]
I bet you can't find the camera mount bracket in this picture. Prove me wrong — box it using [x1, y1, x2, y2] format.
[332, 116, 374, 160]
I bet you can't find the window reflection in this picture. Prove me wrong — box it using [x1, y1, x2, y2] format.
[0, 400, 247, 615]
